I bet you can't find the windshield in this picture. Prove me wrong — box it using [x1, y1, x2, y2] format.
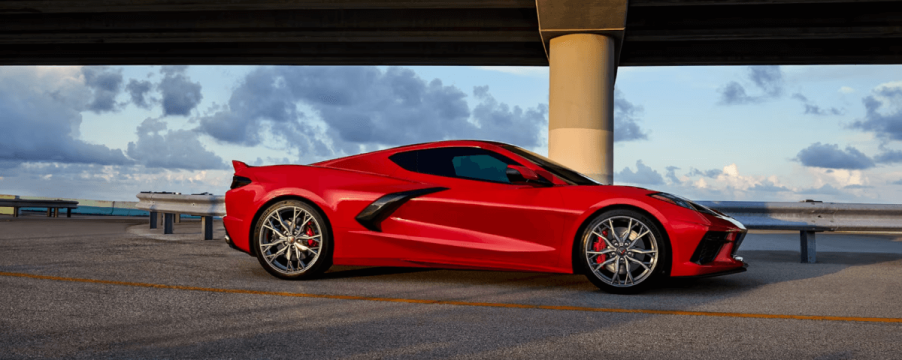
[500, 144, 601, 186]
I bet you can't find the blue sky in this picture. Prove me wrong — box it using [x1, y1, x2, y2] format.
[1, 64, 901, 203]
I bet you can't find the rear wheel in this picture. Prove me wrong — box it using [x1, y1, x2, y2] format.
[252, 200, 332, 279]
[579, 209, 669, 294]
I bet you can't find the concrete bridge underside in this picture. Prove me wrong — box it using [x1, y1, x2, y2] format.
[2, 0, 900, 66]
[3, 0, 901, 183]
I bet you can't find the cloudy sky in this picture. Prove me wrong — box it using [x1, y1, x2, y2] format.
[1, 64, 901, 203]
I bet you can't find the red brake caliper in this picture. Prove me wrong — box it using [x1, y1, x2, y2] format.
[305, 222, 317, 247]
[595, 230, 608, 264]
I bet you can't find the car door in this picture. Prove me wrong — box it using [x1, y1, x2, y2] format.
[388, 147, 568, 272]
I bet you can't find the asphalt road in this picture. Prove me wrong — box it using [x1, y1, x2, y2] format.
[1, 215, 901, 359]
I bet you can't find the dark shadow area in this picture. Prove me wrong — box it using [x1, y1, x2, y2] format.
[320, 266, 437, 279]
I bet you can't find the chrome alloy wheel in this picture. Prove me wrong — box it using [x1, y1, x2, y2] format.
[258, 205, 323, 275]
[584, 216, 659, 287]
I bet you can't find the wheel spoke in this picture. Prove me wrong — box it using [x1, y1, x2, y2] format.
[627, 256, 650, 272]
[624, 218, 634, 241]
[275, 210, 290, 233]
[291, 207, 299, 233]
[261, 239, 286, 250]
[628, 229, 650, 248]
[593, 257, 617, 272]
[586, 249, 615, 255]
[265, 246, 288, 261]
[302, 213, 311, 228]
[607, 219, 622, 244]
[263, 223, 285, 237]
[613, 257, 621, 284]
[631, 248, 657, 255]
[624, 258, 634, 285]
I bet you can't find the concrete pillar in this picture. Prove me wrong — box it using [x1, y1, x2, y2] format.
[46, 208, 52, 217]
[66, 208, 71, 218]
[548, 33, 616, 185]
[175, 214, 181, 224]
[13, 207, 18, 217]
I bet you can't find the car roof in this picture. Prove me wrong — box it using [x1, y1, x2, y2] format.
[311, 139, 514, 167]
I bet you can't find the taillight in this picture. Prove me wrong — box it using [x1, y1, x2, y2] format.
[230, 176, 252, 189]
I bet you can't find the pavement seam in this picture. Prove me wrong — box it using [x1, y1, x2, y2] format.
[2, 270, 900, 324]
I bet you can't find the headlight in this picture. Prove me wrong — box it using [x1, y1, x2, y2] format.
[648, 192, 724, 216]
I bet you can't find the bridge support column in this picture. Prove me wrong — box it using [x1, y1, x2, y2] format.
[548, 33, 616, 184]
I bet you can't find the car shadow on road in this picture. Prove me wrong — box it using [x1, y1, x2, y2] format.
[320, 266, 437, 279]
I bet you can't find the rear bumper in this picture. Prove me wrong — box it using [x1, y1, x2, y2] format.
[223, 225, 252, 256]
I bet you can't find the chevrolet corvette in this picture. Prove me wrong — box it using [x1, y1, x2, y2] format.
[223, 140, 747, 293]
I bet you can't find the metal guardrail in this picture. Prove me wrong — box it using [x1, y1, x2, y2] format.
[698, 200, 902, 263]
[135, 193, 901, 263]
[0, 199, 79, 218]
[135, 192, 224, 240]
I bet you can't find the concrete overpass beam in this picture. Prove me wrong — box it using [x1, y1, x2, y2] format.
[537, 0, 627, 185]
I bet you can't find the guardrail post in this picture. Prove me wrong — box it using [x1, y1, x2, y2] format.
[800, 231, 816, 263]
[164, 213, 174, 234]
[149, 212, 158, 229]
[202, 216, 214, 240]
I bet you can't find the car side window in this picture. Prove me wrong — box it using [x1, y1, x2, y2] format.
[389, 147, 517, 184]
[452, 154, 510, 183]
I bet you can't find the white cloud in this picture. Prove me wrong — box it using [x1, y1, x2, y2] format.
[839, 86, 855, 94]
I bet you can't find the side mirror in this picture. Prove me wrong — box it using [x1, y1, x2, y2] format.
[506, 165, 552, 186]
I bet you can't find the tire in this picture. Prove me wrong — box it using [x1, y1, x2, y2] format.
[252, 200, 333, 280]
[578, 209, 670, 294]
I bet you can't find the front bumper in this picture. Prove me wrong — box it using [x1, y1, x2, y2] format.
[672, 259, 748, 279]
[669, 214, 748, 277]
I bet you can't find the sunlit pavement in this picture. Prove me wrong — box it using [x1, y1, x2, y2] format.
[1, 216, 901, 359]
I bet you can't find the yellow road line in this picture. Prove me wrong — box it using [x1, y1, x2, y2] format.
[2, 270, 900, 324]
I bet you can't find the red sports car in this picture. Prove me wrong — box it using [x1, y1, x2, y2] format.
[224, 140, 747, 293]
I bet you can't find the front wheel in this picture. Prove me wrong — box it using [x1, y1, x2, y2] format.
[579, 209, 669, 294]
[252, 200, 333, 279]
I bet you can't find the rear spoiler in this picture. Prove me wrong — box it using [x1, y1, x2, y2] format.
[232, 160, 250, 172]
